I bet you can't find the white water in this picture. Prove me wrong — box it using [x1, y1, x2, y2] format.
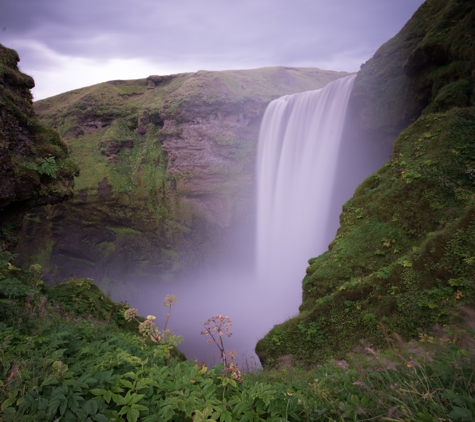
[256, 75, 356, 314]
[131, 75, 364, 366]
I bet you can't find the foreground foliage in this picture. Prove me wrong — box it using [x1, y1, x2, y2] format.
[1, 254, 474, 421]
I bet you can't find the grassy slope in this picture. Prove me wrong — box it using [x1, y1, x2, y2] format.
[256, 0, 475, 366]
[34, 67, 348, 195]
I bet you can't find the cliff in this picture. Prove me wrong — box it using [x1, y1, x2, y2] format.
[256, 0, 475, 366]
[0, 44, 77, 251]
[14, 67, 349, 292]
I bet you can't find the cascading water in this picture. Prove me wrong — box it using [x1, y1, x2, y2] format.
[255, 75, 356, 314]
[137, 74, 378, 366]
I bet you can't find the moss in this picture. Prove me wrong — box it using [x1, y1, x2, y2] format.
[107, 226, 142, 236]
[47, 277, 133, 328]
[351, 0, 475, 140]
[116, 85, 147, 96]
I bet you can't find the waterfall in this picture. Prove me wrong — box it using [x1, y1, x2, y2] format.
[256, 75, 356, 308]
[135, 74, 374, 366]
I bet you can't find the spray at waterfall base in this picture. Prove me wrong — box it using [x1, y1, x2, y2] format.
[128, 75, 389, 365]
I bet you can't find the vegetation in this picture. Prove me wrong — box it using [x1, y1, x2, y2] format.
[3, 0, 475, 419]
[0, 44, 78, 251]
[0, 253, 475, 422]
[1, 252, 474, 421]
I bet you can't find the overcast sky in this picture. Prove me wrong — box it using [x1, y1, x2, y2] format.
[1, 0, 425, 100]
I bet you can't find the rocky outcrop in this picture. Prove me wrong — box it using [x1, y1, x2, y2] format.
[15, 67, 349, 291]
[256, 0, 475, 366]
[350, 0, 475, 141]
[0, 44, 77, 251]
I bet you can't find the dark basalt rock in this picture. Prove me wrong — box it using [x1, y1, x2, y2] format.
[350, 0, 475, 142]
[0, 44, 78, 251]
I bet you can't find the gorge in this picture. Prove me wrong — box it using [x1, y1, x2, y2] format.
[135, 74, 390, 364]
[2, 0, 475, 418]
[2, 0, 475, 370]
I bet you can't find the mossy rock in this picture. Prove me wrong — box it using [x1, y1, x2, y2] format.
[350, 0, 475, 141]
[0, 44, 78, 251]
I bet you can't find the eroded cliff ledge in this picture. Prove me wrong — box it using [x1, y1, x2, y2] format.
[0, 44, 77, 251]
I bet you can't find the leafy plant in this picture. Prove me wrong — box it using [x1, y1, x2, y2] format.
[124, 295, 182, 364]
[23, 156, 59, 179]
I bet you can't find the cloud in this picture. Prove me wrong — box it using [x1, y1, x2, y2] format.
[0, 0, 425, 99]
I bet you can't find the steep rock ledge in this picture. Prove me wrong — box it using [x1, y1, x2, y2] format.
[350, 0, 475, 141]
[0, 44, 77, 251]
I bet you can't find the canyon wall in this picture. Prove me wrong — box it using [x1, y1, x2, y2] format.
[15, 67, 349, 293]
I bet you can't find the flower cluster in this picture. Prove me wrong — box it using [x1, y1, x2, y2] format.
[123, 295, 178, 346]
[124, 307, 139, 322]
[226, 362, 242, 382]
[201, 314, 234, 366]
[163, 295, 178, 307]
[138, 318, 162, 344]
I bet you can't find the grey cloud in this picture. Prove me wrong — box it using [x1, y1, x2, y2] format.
[0, 0, 425, 93]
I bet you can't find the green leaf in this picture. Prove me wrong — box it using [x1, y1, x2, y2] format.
[131, 404, 148, 411]
[60, 397, 68, 416]
[90, 388, 107, 396]
[1, 397, 16, 411]
[127, 408, 140, 422]
[84, 400, 99, 416]
[126, 392, 145, 406]
[48, 396, 66, 415]
[136, 378, 154, 391]
[120, 379, 134, 389]
[103, 390, 112, 404]
[113, 393, 127, 406]
[40, 376, 59, 388]
[123, 372, 137, 380]
[448, 407, 473, 421]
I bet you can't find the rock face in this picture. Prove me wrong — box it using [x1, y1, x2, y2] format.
[0, 44, 77, 251]
[256, 0, 475, 366]
[15, 67, 349, 292]
[350, 0, 475, 142]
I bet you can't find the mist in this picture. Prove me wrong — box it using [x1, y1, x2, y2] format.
[107, 76, 393, 367]
[125, 267, 299, 367]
